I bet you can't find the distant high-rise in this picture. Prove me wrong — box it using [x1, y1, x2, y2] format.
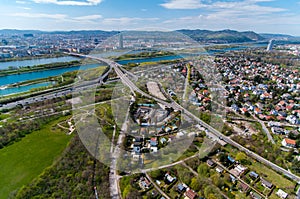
[267, 39, 275, 51]
[119, 34, 124, 49]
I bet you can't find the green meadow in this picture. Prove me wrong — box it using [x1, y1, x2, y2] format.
[0, 117, 72, 199]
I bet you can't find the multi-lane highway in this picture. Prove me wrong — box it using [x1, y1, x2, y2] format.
[0, 61, 112, 111]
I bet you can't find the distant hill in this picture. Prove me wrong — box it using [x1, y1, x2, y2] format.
[177, 29, 265, 43]
[260, 33, 294, 39]
[0, 29, 43, 35]
[0, 29, 119, 35]
[3, 29, 299, 44]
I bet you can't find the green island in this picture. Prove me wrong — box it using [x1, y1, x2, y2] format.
[0, 53, 65, 63]
[0, 60, 81, 76]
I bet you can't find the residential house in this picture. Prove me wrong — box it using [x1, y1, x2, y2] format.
[184, 188, 198, 199]
[260, 92, 272, 100]
[286, 104, 294, 111]
[133, 141, 142, 154]
[276, 189, 288, 199]
[230, 165, 247, 177]
[239, 183, 250, 193]
[230, 174, 237, 183]
[277, 116, 286, 121]
[165, 173, 176, 184]
[240, 108, 248, 114]
[176, 183, 187, 193]
[249, 171, 259, 180]
[271, 127, 285, 135]
[250, 191, 262, 199]
[278, 100, 286, 107]
[261, 178, 273, 189]
[287, 115, 300, 125]
[207, 159, 216, 167]
[228, 155, 236, 163]
[254, 108, 262, 115]
[231, 104, 239, 112]
[268, 121, 281, 127]
[278, 111, 287, 117]
[270, 109, 279, 116]
[216, 166, 224, 174]
[150, 137, 158, 147]
[292, 110, 300, 118]
[139, 176, 152, 190]
[282, 138, 297, 148]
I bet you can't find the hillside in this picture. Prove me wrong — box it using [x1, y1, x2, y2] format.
[178, 29, 265, 43]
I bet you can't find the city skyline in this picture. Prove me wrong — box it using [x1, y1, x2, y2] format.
[0, 0, 300, 36]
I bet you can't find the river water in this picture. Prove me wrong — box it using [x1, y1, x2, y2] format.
[0, 56, 80, 70]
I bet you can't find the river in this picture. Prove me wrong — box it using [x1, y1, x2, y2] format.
[0, 82, 54, 96]
[0, 56, 80, 70]
[0, 63, 100, 96]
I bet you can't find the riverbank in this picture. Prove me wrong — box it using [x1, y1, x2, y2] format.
[114, 51, 176, 61]
[0, 60, 81, 76]
[0, 53, 64, 63]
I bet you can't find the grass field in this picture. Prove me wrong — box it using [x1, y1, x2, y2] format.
[249, 162, 295, 194]
[0, 117, 72, 199]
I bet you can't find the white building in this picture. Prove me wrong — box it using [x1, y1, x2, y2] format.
[276, 189, 288, 199]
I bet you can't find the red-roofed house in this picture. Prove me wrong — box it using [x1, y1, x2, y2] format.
[254, 108, 262, 115]
[240, 108, 248, 114]
[277, 116, 286, 121]
[184, 189, 198, 199]
[282, 138, 297, 148]
[287, 104, 294, 111]
[278, 100, 286, 107]
[265, 116, 273, 121]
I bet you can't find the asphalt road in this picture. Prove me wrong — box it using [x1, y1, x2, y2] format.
[0, 66, 112, 111]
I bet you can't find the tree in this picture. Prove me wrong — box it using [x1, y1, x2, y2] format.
[122, 185, 132, 199]
[235, 152, 247, 162]
[150, 170, 163, 179]
[197, 163, 210, 177]
[211, 174, 224, 188]
[208, 193, 218, 199]
[190, 177, 201, 192]
[204, 185, 215, 198]
[178, 169, 193, 185]
[125, 188, 141, 199]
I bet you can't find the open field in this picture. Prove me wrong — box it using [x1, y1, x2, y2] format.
[0, 117, 72, 199]
[249, 162, 296, 194]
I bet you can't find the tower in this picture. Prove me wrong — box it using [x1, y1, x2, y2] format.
[267, 39, 275, 51]
[119, 33, 124, 49]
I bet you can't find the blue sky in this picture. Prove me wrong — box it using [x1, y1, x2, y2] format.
[0, 0, 299, 35]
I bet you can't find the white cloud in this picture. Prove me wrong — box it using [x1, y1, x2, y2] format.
[74, 14, 102, 20]
[102, 17, 159, 25]
[11, 12, 67, 19]
[18, 6, 32, 10]
[160, 0, 285, 13]
[16, 1, 28, 4]
[32, 0, 102, 6]
[10, 12, 103, 24]
[9, 13, 159, 26]
[160, 0, 207, 9]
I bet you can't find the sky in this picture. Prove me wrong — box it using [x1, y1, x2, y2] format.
[0, 0, 299, 35]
